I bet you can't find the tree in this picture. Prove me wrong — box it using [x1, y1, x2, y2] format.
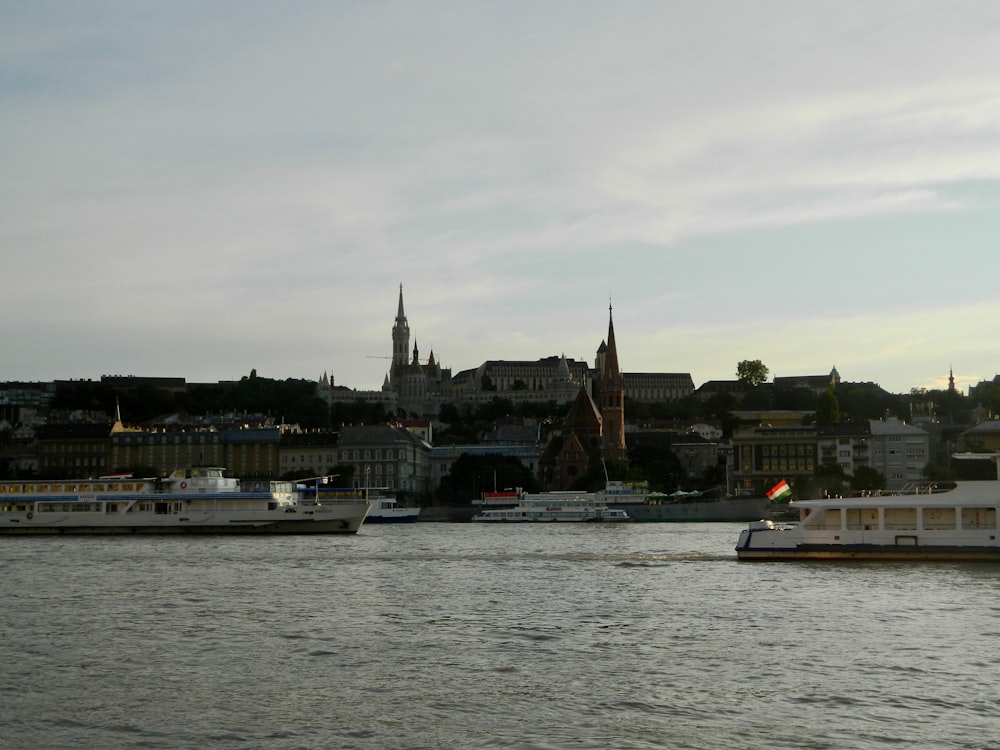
[736, 359, 769, 386]
[849, 466, 885, 494]
[814, 460, 849, 498]
[741, 386, 773, 410]
[436, 453, 539, 504]
[923, 463, 954, 482]
[815, 388, 840, 424]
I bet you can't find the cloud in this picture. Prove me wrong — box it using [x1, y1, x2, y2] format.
[3, 3, 1000, 395]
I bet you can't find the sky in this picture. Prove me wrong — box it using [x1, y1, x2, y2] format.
[3, 2, 1000, 396]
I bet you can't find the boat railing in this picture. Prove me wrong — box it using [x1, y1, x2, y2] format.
[893, 482, 940, 495]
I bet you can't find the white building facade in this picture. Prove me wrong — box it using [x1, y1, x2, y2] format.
[868, 417, 930, 491]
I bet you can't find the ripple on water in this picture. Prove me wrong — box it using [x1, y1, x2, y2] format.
[3, 524, 1000, 749]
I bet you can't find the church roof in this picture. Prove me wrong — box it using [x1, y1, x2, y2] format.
[602, 307, 621, 381]
[564, 385, 602, 430]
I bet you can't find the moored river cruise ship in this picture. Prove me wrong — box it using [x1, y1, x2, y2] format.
[473, 491, 630, 522]
[736, 480, 1000, 561]
[0, 467, 370, 535]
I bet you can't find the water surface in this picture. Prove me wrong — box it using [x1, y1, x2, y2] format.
[3, 523, 998, 749]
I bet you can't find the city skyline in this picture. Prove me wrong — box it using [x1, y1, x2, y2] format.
[3, 3, 999, 395]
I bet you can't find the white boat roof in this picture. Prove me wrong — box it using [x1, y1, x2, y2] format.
[793, 481, 1000, 509]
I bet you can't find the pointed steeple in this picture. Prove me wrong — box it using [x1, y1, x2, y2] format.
[600, 303, 626, 463]
[556, 353, 571, 382]
[391, 283, 411, 377]
[602, 303, 621, 382]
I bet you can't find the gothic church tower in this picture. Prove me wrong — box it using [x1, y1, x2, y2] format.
[600, 304, 627, 463]
[391, 284, 410, 387]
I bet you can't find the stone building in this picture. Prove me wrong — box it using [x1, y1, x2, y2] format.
[867, 416, 930, 491]
[384, 285, 453, 418]
[318, 286, 693, 418]
[337, 424, 433, 497]
[540, 306, 629, 489]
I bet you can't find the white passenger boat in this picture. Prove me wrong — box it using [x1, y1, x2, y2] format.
[360, 492, 420, 523]
[735, 481, 1000, 561]
[472, 491, 630, 522]
[0, 467, 370, 535]
[312, 485, 420, 524]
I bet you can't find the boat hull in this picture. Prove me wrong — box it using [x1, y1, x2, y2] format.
[621, 497, 772, 522]
[1, 507, 369, 535]
[364, 510, 421, 524]
[472, 517, 629, 523]
[736, 545, 1000, 562]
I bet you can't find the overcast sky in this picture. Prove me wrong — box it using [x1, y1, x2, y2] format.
[3, 2, 999, 395]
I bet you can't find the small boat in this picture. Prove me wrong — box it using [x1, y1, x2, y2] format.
[735, 481, 1000, 561]
[311, 485, 420, 524]
[365, 492, 421, 524]
[0, 467, 370, 535]
[472, 491, 630, 522]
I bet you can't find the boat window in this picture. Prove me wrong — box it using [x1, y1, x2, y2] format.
[884, 507, 917, 530]
[846, 508, 878, 530]
[961, 507, 997, 530]
[922, 508, 956, 530]
[814, 508, 840, 529]
[805, 508, 841, 529]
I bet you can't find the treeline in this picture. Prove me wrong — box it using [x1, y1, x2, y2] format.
[51, 371, 332, 428]
[47, 373, 999, 435]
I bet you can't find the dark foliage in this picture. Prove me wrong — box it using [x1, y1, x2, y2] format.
[436, 453, 540, 504]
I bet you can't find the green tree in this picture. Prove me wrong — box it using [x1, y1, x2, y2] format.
[736, 359, 769, 386]
[923, 463, 954, 483]
[849, 466, 885, 494]
[816, 388, 840, 424]
[838, 383, 905, 422]
[741, 386, 773, 409]
[627, 438, 685, 492]
[814, 460, 849, 498]
[436, 453, 539, 504]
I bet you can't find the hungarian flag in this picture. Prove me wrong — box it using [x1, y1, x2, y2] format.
[766, 479, 792, 502]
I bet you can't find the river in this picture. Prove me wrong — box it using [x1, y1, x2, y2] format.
[2, 522, 998, 749]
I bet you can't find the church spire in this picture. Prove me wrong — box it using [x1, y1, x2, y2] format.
[391, 283, 410, 377]
[602, 303, 621, 382]
[600, 303, 626, 463]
